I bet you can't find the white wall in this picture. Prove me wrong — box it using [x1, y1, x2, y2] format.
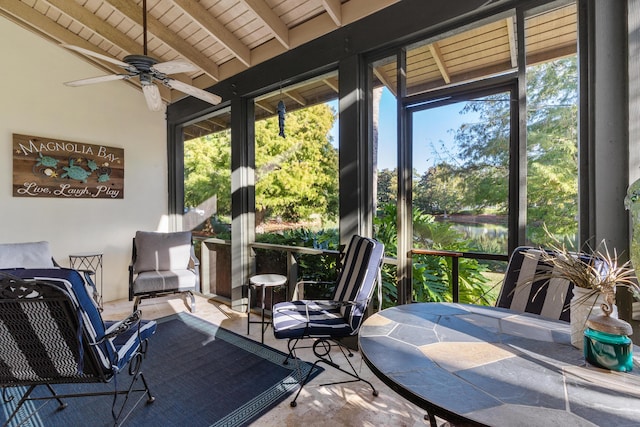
[0, 17, 170, 302]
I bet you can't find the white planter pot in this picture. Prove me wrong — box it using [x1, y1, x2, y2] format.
[570, 287, 617, 349]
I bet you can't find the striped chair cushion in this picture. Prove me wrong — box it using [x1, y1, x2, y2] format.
[332, 235, 380, 329]
[272, 235, 384, 340]
[1, 268, 156, 375]
[272, 300, 354, 339]
[496, 247, 579, 322]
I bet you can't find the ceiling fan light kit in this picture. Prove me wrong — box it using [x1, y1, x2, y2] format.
[61, 0, 221, 111]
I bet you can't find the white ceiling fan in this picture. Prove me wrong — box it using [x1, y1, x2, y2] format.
[62, 0, 221, 111]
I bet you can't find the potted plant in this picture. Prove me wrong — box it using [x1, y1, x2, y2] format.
[530, 239, 640, 349]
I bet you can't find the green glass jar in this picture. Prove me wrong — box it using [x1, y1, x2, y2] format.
[583, 314, 633, 372]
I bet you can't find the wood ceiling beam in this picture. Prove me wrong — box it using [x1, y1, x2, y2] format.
[193, 121, 215, 133]
[373, 67, 397, 97]
[255, 100, 275, 114]
[0, 0, 149, 93]
[169, 0, 251, 68]
[342, 0, 400, 26]
[506, 16, 517, 67]
[0, 0, 119, 78]
[0, 0, 175, 103]
[284, 90, 306, 106]
[223, 0, 399, 81]
[428, 42, 451, 84]
[104, 0, 220, 82]
[209, 118, 228, 128]
[321, 0, 342, 27]
[323, 77, 339, 93]
[242, 0, 289, 49]
[43, 0, 139, 55]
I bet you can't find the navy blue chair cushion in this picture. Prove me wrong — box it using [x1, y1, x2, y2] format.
[272, 300, 354, 339]
[1, 268, 156, 373]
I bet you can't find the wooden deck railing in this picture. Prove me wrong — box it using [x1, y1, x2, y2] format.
[199, 237, 508, 305]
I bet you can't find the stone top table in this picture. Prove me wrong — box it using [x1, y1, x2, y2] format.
[359, 303, 640, 427]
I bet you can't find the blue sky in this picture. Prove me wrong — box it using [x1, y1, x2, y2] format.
[330, 89, 474, 175]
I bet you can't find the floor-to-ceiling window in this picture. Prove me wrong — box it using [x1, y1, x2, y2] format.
[251, 71, 341, 286]
[525, 4, 578, 248]
[167, 0, 593, 313]
[182, 108, 233, 239]
[369, 1, 578, 306]
[181, 107, 233, 298]
[252, 72, 339, 243]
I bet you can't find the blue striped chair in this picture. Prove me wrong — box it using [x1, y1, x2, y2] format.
[272, 235, 384, 407]
[0, 268, 157, 425]
[496, 246, 596, 321]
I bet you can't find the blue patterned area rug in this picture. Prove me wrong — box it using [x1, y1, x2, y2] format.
[1, 312, 322, 427]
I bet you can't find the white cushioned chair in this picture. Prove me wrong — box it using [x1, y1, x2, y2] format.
[0, 241, 104, 306]
[129, 231, 200, 312]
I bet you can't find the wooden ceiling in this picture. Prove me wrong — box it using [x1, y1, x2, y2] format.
[183, 3, 577, 139]
[1, 1, 576, 139]
[0, 0, 399, 105]
[374, 3, 577, 96]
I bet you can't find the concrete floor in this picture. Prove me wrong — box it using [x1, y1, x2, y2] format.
[102, 294, 433, 427]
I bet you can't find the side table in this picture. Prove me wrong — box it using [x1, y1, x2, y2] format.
[247, 274, 287, 343]
[69, 252, 103, 309]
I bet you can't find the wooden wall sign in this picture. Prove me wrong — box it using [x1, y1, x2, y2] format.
[12, 134, 124, 199]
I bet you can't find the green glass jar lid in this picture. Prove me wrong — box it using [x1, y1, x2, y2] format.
[586, 314, 633, 336]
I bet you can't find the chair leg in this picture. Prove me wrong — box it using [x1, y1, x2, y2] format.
[111, 345, 155, 424]
[283, 338, 300, 366]
[285, 337, 378, 408]
[133, 295, 141, 311]
[2, 384, 67, 426]
[185, 291, 196, 313]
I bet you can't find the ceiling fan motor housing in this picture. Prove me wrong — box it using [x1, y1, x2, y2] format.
[123, 54, 159, 72]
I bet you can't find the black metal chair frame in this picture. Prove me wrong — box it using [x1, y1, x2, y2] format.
[0, 273, 155, 426]
[283, 329, 379, 407]
[273, 236, 384, 407]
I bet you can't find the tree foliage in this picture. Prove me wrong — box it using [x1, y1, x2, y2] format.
[414, 163, 466, 215]
[255, 104, 338, 222]
[446, 57, 578, 244]
[376, 168, 397, 208]
[184, 129, 232, 216]
[184, 103, 339, 225]
[374, 202, 490, 307]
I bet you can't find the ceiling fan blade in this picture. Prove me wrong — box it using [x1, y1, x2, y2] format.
[61, 44, 130, 68]
[166, 79, 222, 106]
[142, 83, 164, 111]
[64, 74, 127, 87]
[153, 59, 199, 75]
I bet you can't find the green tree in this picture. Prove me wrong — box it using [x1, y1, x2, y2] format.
[184, 129, 232, 216]
[414, 163, 466, 215]
[525, 58, 578, 244]
[184, 103, 339, 228]
[454, 94, 511, 213]
[255, 104, 338, 222]
[377, 168, 397, 208]
[452, 57, 578, 243]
